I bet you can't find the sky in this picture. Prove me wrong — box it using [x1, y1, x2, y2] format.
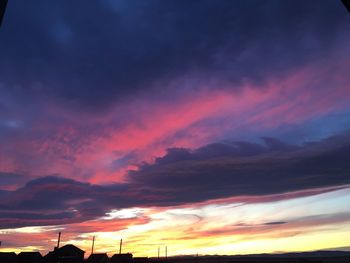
[0, 0, 350, 257]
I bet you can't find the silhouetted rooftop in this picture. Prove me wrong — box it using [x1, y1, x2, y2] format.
[45, 244, 85, 263]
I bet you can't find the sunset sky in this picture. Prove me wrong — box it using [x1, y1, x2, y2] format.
[1, 0, 350, 257]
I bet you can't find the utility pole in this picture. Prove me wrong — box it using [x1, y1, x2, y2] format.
[56, 232, 61, 249]
[158, 246, 160, 259]
[91, 236, 95, 255]
[119, 238, 123, 254]
[165, 246, 167, 260]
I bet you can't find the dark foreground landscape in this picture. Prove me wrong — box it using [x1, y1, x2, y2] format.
[1, 245, 350, 263]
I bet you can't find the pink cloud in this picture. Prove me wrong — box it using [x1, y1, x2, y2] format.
[1, 57, 350, 186]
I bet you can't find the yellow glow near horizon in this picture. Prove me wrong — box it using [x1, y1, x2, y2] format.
[61, 223, 350, 257]
[1, 189, 350, 256]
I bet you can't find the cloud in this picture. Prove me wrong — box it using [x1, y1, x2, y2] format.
[2, 47, 349, 188]
[235, 221, 288, 226]
[263, 221, 288, 225]
[151, 137, 299, 166]
[190, 212, 350, 240]
[0, 0, 349, 109]
[1, 133, 350, 228]
[127, 133, 350, 202]
[0, 172, 25, 189]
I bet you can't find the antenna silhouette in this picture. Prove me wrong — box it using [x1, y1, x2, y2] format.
[119, 238, 123, 254]
[91, 236, 95, 255]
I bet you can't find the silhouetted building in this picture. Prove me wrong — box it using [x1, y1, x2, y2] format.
[111, 253, 133, 263]
[0, 252, 17, 263]
[45, 244, 85, 263]
[86, 253, 110, 263]
[18, 252, 43, 263]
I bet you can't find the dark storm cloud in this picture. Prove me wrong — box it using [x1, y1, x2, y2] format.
[151, 137, 299, 165]
[0, 0, 348, 108]
[1, 133, 350, 228]
[127, 134, 350, 203]
[0, 176, 119, 228]
[0, 175, 158, 228]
